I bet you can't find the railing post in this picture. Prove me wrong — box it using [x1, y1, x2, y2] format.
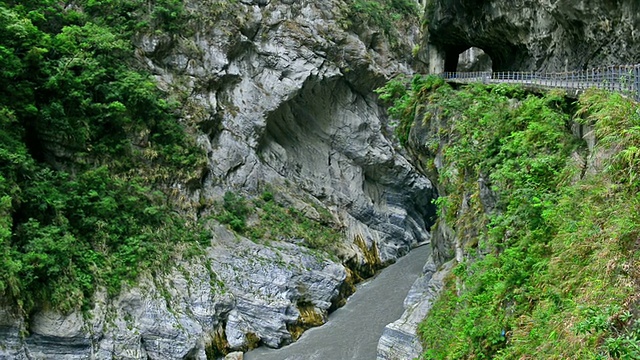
[623, 66, 629, 94]
[598, 67, 602, 90]
[609, 66, 614, 92]
[635, 65, 640, 101]
[619, 65, 623, 92]
[596, 68, 602, 89]
[540, 72, 543, 86]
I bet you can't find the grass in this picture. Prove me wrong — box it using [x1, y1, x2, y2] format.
[343, 0, 419, 48]
[215, 190, 343, 254]
[378, 76, 640, 359]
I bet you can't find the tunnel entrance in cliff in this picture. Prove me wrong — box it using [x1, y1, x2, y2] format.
[444, 47, 493, 73]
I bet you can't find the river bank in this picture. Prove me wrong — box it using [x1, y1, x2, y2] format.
[244, 245, 431, 360]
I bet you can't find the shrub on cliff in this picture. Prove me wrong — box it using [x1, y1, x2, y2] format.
[380, 77, 640, 359]
[0, 1, 207, 314]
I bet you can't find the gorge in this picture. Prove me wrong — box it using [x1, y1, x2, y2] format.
[1, 0, 640, 359]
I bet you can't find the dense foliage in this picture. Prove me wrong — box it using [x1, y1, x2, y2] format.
[379, 77, 640, 358]
[0, 1, 207, 314]
[344, 0, 419, 47]
[1, 0, 405, 316]
[216, 190, 342, 252]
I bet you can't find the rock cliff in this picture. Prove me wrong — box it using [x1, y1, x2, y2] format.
[6, 0, 635, 358]
[377, 80, 463, 360]
[377, 258, 453, 360]
[377, 2, 640, 358]
[423, 0, 640, 72]
[0, 0, 435, 358]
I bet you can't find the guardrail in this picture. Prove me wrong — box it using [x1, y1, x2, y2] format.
[441, 65, 640, 101]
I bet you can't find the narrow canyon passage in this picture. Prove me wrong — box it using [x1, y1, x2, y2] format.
[244, 245, 431, 360]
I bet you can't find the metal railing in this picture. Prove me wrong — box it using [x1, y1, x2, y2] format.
[441, 65, 640, 101]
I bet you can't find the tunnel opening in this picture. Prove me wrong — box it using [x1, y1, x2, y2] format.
[435, 38, 531, 74]
[444, 46, 494, 73]
[443, 45, 465, 73]
[457, 47, 493, 72]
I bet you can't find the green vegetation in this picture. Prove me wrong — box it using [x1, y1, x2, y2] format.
[375, 74, 444, 146]
[84, 0, 186, 33]
[344, 0, 419, 46]
[217, 191, 251, 232]
[0, 1, 207, 315]
[378, 77, 640, 358]
[216, 191, 343, 252]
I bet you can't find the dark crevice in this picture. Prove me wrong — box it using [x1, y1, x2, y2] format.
[444, 48, 461, 73]
[22, 121, 46, 164]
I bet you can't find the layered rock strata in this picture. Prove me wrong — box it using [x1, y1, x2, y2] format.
[0, 0, 435, 358]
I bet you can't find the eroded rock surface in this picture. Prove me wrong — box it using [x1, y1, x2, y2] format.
[1, 227, 347, 359]
[424, 0, 640, 72]
[377, 259, 453, 360]
[0, 0, 435, 358]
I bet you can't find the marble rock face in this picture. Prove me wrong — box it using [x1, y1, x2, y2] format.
[377, 259, 453, 360]
[0, 0, 437, 358]
[424, 0, 640, 72]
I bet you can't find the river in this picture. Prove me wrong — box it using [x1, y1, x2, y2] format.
[244, 244, 431, 360]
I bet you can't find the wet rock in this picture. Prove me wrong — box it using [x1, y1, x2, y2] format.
[225, 351, 244, 360]
[0, 228, 347, 358]
[210, 226, 347, 350]
[376, 259, 454, 360]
